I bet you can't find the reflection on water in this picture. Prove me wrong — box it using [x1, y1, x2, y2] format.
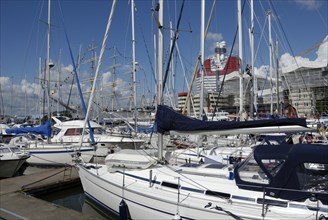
[26, 166, 117, 220]
[37, 182, 117, 220]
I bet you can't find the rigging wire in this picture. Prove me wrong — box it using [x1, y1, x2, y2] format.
[134, 5, 157, 85]
[315, 6, 328, 31]
[57, 0, 96, 145]
[36, 0, 45, 57]
[211, 0, 246, 119]
[162, 0, 185, 96]
[181, 0, 217, 115]
[268, 0, 311, 97]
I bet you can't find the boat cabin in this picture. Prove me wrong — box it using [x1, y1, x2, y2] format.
[234, 143, 328, 205]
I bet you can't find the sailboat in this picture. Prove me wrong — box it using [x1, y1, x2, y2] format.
[78, 105, 327, 219]
[4, 0, 95, 166]
[5, 119, 94, 166]
[76, 1, 327, 219]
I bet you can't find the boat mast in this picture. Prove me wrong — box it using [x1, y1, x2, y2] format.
[250, 0, 256, 118]
[38, 58, 42, 119]
[268, 10, 273, 115]
[238, 0, 243, 114]
[157, 0, 164, 161]
[131, 0, 137, 131]
[169, 21, 176, 109]
[199, 0, 205, 120]
[24, 73, 27, 119]
[110, 47, 118, 112]
[46, 0, 51, 143]
[276, 40, 279, 115]
[57, 48, 62, 115]
[80, 0, 117, 147]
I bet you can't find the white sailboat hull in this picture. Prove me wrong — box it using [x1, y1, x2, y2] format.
[0, 157, 28, 178]
[77, 164, 324, 219]
[23, 144, 94, 166]
[78, 165, 230, 219]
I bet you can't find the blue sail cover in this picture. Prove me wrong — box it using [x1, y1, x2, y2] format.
[128, 125, 157, 133]
[155, 105, 307, 134]
[5, 120, 52, 137]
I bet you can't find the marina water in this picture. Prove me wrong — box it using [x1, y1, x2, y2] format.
[25, 166, 118, 220]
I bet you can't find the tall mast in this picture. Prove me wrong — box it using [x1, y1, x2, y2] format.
[157, 0, 164, 161]
[131, 0, 137, 130]
[276, 40, 279, 115]
[25, 73, 27, 118]
[46, 0, 51, 143]
[250, 0, 255, 117]
[57, 48, 62, 115]
[111, 47, 117, 111]
[238, 0, 243, 114]
[11, 77, 14, 117]
[268, 11, 273, 115]
[199, 0, 205, 119]
[38, 58, 42, 119]
[169, 21, 176, 108]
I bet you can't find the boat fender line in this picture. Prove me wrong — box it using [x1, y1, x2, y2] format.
[119, 199, 131, 220]
[210, 205, 243, 220]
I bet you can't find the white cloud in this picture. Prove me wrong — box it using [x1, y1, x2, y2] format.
[0, 77, 11, 90]
[315, 35, 328, 63]
[206, 32, 223, 42]
[206, 32, 224, 56]
[254, 65, 269, 77]
[279, 35, 328, 72]
[101, 71, 112, 84]
[294, 0, 323, 10]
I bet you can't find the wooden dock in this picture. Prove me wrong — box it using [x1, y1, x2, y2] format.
[0, 166, 96, 220]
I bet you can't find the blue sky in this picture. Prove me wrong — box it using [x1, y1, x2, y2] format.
[0, 0, 327, 117]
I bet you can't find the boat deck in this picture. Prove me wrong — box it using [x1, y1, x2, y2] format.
[0, 166, 95, 220]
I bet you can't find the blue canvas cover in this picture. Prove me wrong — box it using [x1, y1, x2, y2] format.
[234, 143, 328, 205]
[129, 124, 157, 133]
[6, 120, 52, 137]
[155, 105, 307, 134]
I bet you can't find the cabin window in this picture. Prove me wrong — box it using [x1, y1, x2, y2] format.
[231, 195, 256, 202]
[257, 198, 288, 207]
[180, 163, 200, 168]
[205, 190, 230, 199]
[237, 154, 269, 184]
[261, 159, 285, 177]
[204, 164, 226, 169]
[64, 128, 82, 136]
[10, 147, 20, 153]
[52, 127, 61, 136]
[161, 181, 180, 189]
[92, 127, 104, 134]
[296, 163, 328, 192]
[0, 148, 11, 154]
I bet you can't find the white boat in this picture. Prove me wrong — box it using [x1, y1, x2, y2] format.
[76, 105, 327, 219]
[51, 116, 145, 156]
[0, 144, 30, 178]
[77, 142, 327, 219]
[6, 120, 95, 166]
[21, 142, 94, 166]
